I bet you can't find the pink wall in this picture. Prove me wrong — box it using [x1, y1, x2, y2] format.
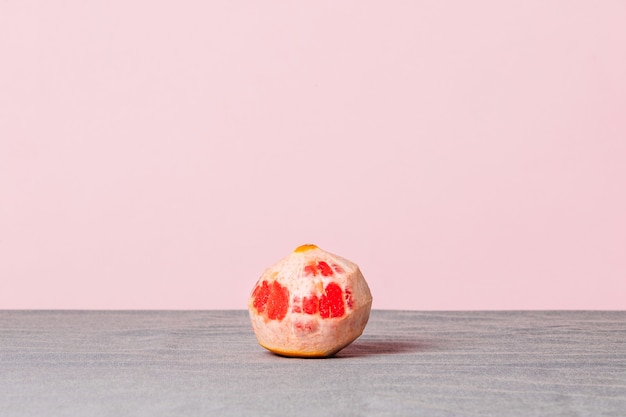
[1, 1, 625, 310]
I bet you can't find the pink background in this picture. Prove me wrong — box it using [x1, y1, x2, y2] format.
[1, 1, 625, 310]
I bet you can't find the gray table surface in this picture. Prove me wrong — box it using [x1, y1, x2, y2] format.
[1, 310, 625, 417]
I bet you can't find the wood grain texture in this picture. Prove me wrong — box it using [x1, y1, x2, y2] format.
[1, 310, 625, 416]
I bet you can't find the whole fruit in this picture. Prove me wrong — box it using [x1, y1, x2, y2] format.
[248, 244, 372, 357]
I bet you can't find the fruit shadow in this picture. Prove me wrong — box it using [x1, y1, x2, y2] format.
[335, 336, 436, 358]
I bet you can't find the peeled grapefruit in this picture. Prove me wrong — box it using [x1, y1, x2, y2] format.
[248, 244, 372, 357]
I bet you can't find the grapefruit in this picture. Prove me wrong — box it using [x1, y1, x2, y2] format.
[248, 244, 372, 357]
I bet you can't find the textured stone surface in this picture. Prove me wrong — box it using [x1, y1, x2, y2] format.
[1, 310, 625, 416]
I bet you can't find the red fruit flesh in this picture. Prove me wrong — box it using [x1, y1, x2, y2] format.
[319, 283, 345, 318]
[302, 294, 319, 315]
[344, 287, 354, 309]
[266, 281, 290, 321]
[253, 280, 289, 321]
[317, 261, 333, 276]
[303, 264, 317, 276]
[252, 281, 270, 313]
